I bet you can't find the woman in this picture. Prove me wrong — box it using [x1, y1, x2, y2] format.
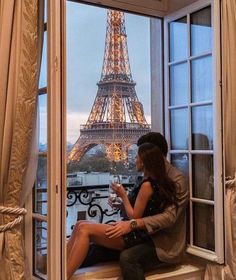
[67, 143, 177, 279]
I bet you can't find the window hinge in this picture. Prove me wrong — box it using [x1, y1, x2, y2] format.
[55, 56, 58, 72]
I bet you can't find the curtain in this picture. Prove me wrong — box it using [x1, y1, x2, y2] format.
[204, 0, 236, 279]
[222, 0, 236, 278]
[0, 0, 43, 279]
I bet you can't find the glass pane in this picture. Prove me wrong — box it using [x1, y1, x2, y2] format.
[191, 56, 212, 102]
[39, 31, 47, 88]
[170, 108, 188, 150]
[171, 153, 189, 178]
[169, 17, 188, 62]
[34, 155, 47, 215]
[44, 0, 47, 23]
[191, 6, 212, 56]
[39, 94, 47, 150]
[192, 105, 213, 150]
[192, 132, 212, 150]
[34, 220, 47, 277]
[192, 154, 214, 200]
[170, 62, 188, 106]
[193, 203, 215, 250]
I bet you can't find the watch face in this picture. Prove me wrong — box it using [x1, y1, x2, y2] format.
[130, 219, 137, 229]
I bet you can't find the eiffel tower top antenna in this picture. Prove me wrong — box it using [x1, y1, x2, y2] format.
[100, 10, 133, 83]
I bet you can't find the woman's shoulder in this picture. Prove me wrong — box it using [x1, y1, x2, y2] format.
[141, 177, 158, 189]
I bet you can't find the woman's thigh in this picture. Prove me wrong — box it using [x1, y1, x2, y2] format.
[81, 222, 125, 251]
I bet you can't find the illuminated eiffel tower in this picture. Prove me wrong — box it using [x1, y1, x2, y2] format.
[68, 9, 150, 162]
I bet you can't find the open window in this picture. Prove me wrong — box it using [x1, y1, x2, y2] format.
[27, 0, 224, 279]
[65, 0, 153, 244]
[164, 0, 224, 263]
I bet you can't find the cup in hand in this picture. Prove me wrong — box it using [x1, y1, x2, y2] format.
[109, 175, 121, 206]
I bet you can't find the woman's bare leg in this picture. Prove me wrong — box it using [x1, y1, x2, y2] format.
[67, 222, 125, 280]
[67, 220, 94, 258]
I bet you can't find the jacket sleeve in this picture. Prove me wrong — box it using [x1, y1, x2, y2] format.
[143, 162, 189, 234]
[143, 204, 177, 233]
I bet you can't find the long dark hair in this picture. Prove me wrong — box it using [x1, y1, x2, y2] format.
[138, 143, 178, 211]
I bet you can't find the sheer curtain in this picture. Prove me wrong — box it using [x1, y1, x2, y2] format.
[204, 0, 236, 279]
[0, 1, 43, 279]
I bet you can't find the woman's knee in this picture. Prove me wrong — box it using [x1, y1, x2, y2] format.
[74, 221, 90, 235]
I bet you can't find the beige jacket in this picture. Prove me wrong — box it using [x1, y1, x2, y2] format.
[143, 160, 189, 263]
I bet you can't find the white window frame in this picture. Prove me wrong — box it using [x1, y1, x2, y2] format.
[164, 0, 224, 263]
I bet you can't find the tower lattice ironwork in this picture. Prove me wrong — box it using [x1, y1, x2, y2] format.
[68, 10, 150, 162]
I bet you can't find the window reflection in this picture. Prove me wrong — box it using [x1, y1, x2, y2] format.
[34, 220, 47, 275]
[191, 6, 212, 56]
[192, 105, 213, 150]
[192, 132, 211, 150]
[35, 155, 47, 215]
[43, 0, 47, 23]
[39, 31, 47, 88]
[191, 56, 212, 102]
[171, 153, 189, 178]
[193, 203, 215, 251]
[169, 17, 187, 62]
[170, 108, 188, 150]
[192, 154, 214, 200]
[170, 62, 188, 106]
[39, 94, 47, 149]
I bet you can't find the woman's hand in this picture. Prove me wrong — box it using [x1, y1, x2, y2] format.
[107, 196, 123, 209]
[105, 221, 131, 238]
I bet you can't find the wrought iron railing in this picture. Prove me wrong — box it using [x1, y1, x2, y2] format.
[34, 183, 134, 239]
[66, 183, 133, 236]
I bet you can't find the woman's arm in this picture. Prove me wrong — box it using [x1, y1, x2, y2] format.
[114, 181, 153, 219]
[131, 181, 153, 218]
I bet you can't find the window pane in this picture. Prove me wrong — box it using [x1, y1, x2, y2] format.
[170, 62, 188, 106]
[44, 0, 47, 23]
[171, 153, 189, 178]
[35, 155, 47, 215]
[191, 6, 212, 56]
[39, 94, 47, 149]
[34, 220, 47, 276]
[192, 132, 212, 150]
[170, 108, 188, 150]
[191, 56, 212, 102]
[39, 31, 47, 88]
[192, 105, 213, 150]
[192, 154, 214, 200]
[169, 17, 188, 61]
[193, 203, 215, 251]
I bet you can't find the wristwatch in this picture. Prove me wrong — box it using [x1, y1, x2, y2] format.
[130, 219, 138, 230]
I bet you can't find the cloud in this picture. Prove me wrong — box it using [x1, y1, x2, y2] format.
[67, 112, 88, 144]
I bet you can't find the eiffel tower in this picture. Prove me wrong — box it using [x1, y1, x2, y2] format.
[68, 9, 150, 162]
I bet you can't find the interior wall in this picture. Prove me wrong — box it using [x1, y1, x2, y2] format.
[79, 0, 168, 17]
[167, 0, 198, 13]
[76, 0, 199, 17]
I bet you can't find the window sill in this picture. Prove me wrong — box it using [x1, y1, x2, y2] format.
[72, 258, 206, 280]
